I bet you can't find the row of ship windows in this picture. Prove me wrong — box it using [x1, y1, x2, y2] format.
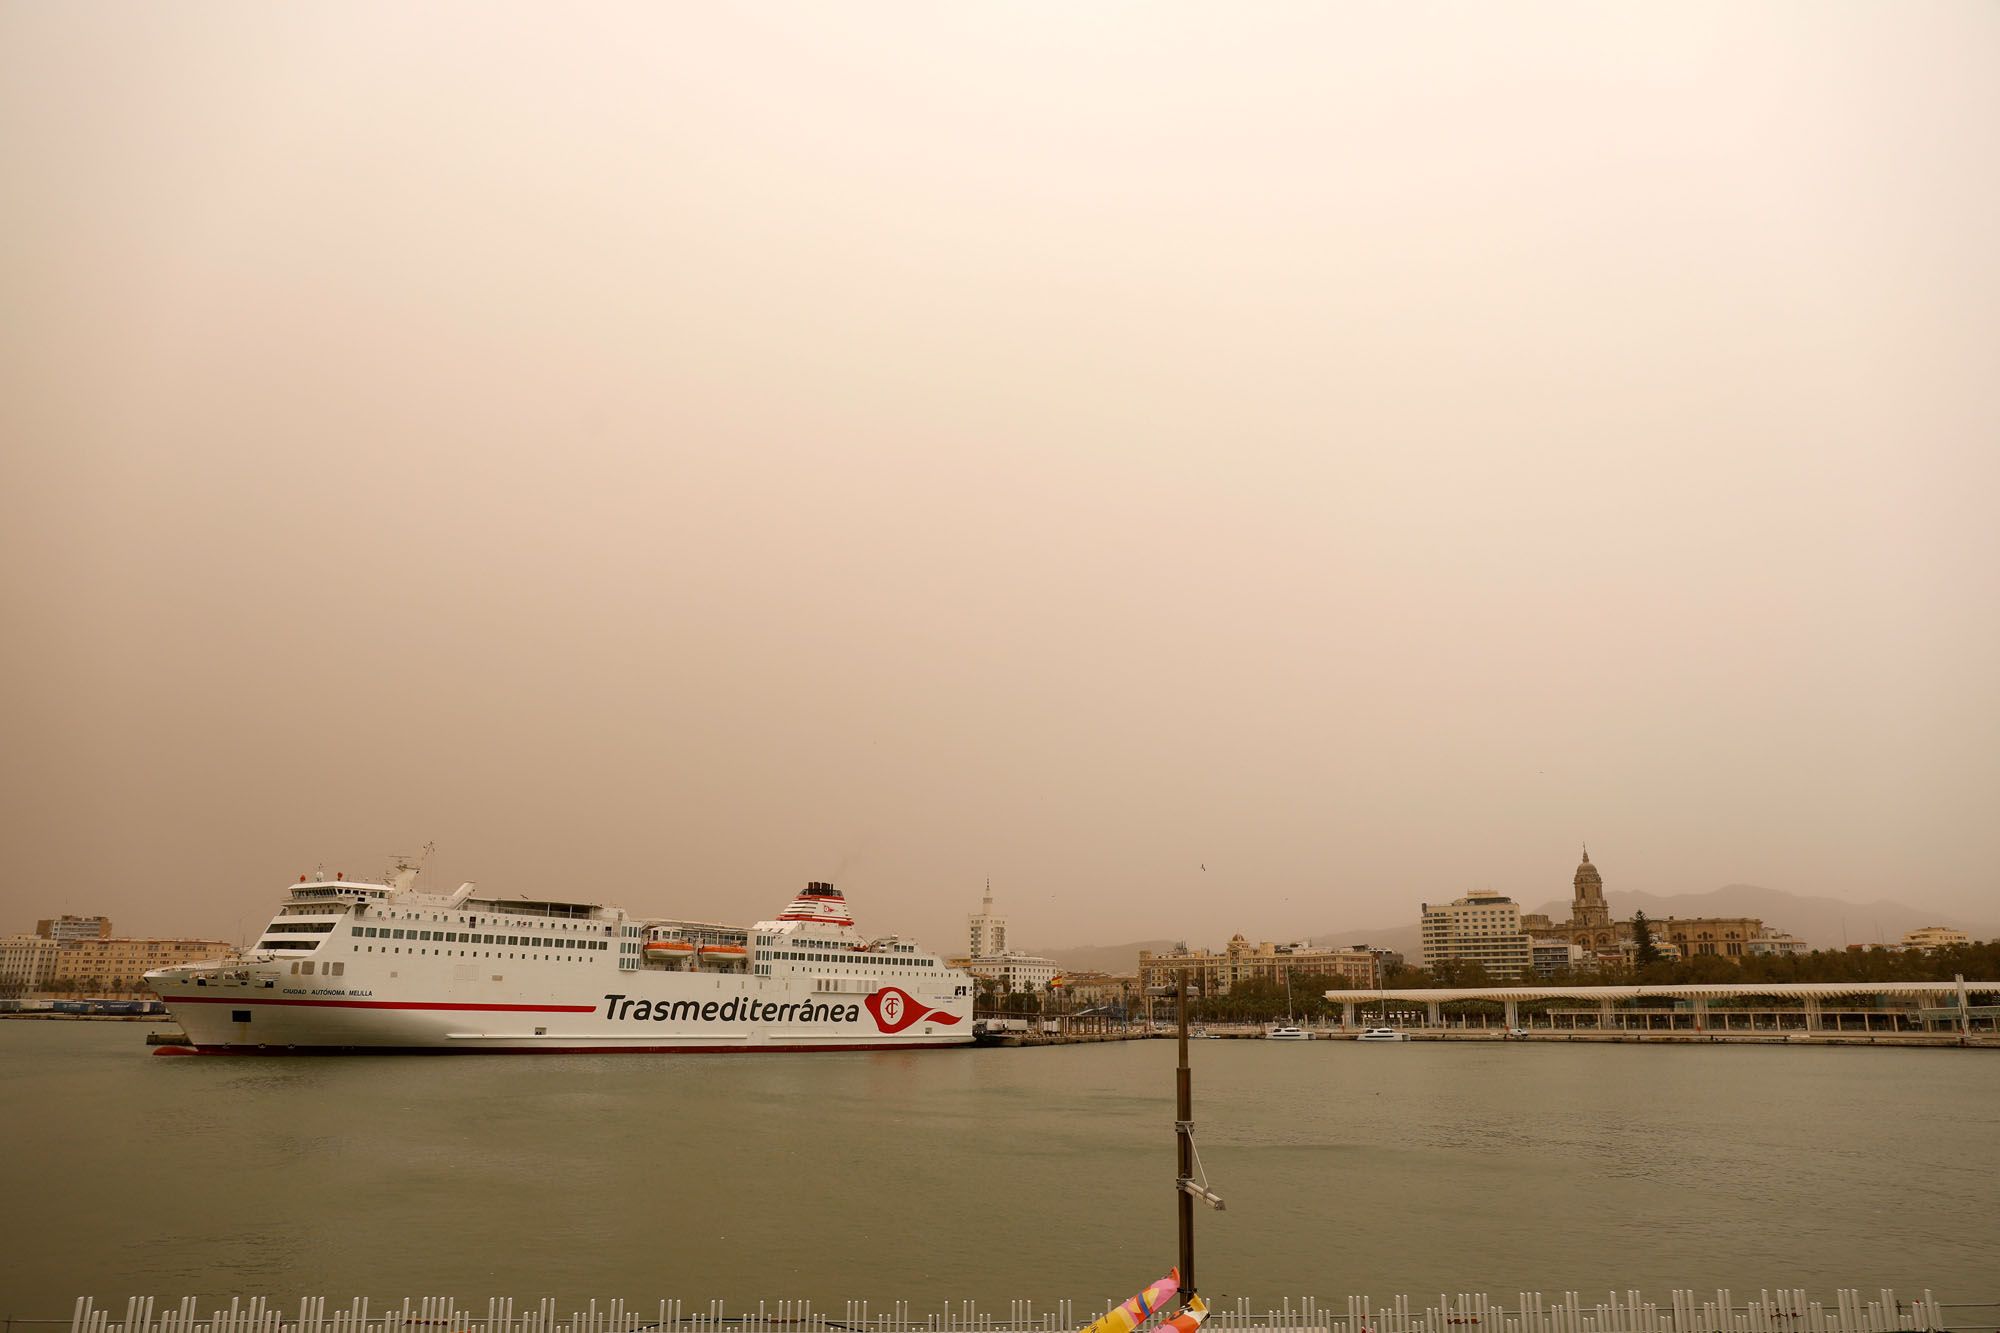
[354, 928, 606, 950]
[768, 950, 933, 968]
[359, 947, 588, 961]
[378, 910, 602, 932]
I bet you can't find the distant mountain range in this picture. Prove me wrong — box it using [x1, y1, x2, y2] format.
[1027, 885, 1997, 976]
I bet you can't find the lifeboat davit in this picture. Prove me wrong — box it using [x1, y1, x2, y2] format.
[698, 944, 749, 965]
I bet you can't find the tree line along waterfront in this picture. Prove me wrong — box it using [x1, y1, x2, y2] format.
[972, 937, 2000, 1028]
[1411, 926, 2000, 989]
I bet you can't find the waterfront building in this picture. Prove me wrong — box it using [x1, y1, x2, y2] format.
[1900, 925, 1970, 952]
[1053, 971, 1139, 1012]
[967, 883, 1007, 958]
[6, 920, 234, 997]
[1531, 938, 1588, 978]
[1139, 936, 1396, 994]
[36, 914, 112, 942]
[0, 935, 62, 994]
[51, 936, 233, 997]
[1419, 891, 1533, 979]
[1656, 916, 1762, 960]
[960, 951, 1060, 992]
[1747, 928, 1810, 957]
[1358, 945, 1405, 980]
[1138, 942, 1227, 994]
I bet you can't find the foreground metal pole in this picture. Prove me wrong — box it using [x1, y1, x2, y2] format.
[1177, 967, 1194, 1300]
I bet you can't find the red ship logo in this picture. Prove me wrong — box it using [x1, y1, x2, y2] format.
[865, 986, 963, 1034]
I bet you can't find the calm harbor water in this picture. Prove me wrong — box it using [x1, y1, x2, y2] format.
[2, 1023, 1995, 1316]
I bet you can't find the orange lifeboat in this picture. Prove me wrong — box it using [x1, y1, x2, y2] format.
[643, 939, 696, 963]
[698, 944, 749, 966]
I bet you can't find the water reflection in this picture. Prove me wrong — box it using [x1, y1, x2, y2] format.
[1, 1025, 1993, 1315]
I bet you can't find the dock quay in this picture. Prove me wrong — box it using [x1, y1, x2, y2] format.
[1416, 1020, 1992, 1040]
[53, 1289, 1962, 1333]
[976, 1029, 1157, 1047]
[1173, 1027, 1995, 1047]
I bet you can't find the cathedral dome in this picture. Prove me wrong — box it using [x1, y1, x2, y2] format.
[1573, 846, 1604, 900]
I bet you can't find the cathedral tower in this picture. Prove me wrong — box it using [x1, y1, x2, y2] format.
[1571, 846, 1611, 929]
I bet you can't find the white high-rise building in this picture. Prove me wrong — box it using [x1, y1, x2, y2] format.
[1419, 890, 1533, 979]
[968, 882, 1007, 958]
[964, 883, 1058, 994]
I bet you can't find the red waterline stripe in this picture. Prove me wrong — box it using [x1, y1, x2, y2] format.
[159, 1041, 973, 1056]
[165, 996, 594, 1013]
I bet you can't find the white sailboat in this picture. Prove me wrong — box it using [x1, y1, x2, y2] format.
[1356, 988, 1408, 1040]
[1266, 969, 1310, 1039]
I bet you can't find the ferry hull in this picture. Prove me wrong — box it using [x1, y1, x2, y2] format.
[151, 972, 974, 1054]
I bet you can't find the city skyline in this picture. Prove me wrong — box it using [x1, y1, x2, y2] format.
[10, 843, 1992, 961]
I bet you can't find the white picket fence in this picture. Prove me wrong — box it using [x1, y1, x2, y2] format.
[62, 1291, 1949, 1333]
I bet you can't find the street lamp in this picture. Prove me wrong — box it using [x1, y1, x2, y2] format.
[1173, 967, 1225, 1302]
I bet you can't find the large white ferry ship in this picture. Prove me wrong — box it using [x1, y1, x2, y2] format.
[145, 862, 974, 1054]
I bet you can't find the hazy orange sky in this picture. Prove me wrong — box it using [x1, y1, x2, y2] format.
[3, 2, 1995, 952]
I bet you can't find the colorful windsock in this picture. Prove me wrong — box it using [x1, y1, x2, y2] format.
[1161, 1296, 1210, 1333]
[1077, 1270, 1181, 1333]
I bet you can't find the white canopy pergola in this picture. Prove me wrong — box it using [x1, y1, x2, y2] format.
[1324, 980, 1994, 1004]
[1322, 979, 1994, 1033]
